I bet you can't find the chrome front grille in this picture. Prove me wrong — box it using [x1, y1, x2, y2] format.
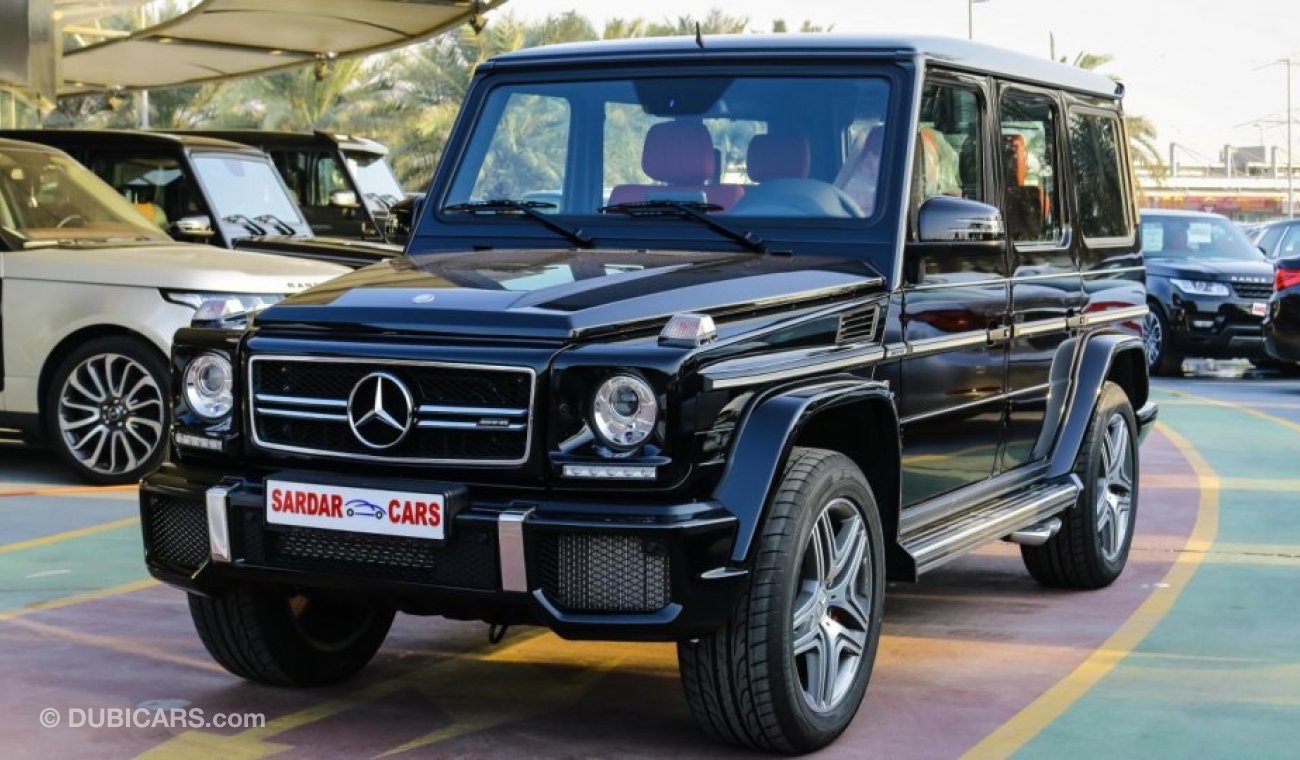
[1230, 278, 1272, 300]
[249, 355, 535, 464]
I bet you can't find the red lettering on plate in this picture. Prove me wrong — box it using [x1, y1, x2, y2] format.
[330, 494, 343, 519]
[429, 503, 441, 527]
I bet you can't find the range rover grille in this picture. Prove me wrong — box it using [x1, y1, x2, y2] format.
[249, 356, 535, 464]
[1230, 279, 1272, 301]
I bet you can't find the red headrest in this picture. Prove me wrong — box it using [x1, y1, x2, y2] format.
[643, 121, 715, 184]
[747, 135, 811, 182]
[1003, 134, 1028, 186]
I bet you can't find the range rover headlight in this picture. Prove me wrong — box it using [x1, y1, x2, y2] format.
[591, 373, 658, 450]
[183, 352, 234, 421]
[1169, 278, 1231, 297]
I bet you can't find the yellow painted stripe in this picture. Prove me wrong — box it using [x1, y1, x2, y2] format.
[0, 578, 158, 622]
[962, 422, 1220, 759]
[1159, 388, 1300, 434]
[0, 483, 137, 498]
[7, 616, 224, 673]
[0, 516, 139, 555]
[1143, 474, 1300, 493]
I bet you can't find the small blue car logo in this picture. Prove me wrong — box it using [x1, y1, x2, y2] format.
[345, 499, 386, 519]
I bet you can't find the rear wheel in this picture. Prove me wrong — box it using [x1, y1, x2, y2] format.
[45, 336, 169, 485]
[1022, 382, 1138, 589]
[678, 448, 884, 753]
[189, 584, 394, 687]
[1143, 306, 1183, 377]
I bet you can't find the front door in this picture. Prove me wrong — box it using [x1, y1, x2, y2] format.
[899, 75, 1010, 506]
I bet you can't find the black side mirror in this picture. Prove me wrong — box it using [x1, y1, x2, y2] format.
[917, 196, 1006, 243]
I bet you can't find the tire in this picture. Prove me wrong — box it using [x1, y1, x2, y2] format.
[678, 448, 885, 753]
[1022, 381, 1139, 589]
[1143, 305, 1183, 377]
[189, 584, 394, 687]
[44, 335, 169, 485]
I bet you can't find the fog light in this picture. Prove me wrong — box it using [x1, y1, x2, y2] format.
[562, 464, 657, 480]
[175, 432, 223, 451]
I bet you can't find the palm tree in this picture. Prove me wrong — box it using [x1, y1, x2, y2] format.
[1061, 51, 1165, 178]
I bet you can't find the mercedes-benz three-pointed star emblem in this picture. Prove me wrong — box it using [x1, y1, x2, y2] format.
[347, 372, 414, 450]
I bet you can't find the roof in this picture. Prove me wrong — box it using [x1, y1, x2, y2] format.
[0, 129, 264, 153]
[176, 130, 389, 156]
[59, 0, 508, 94]
[489, 34, 1122, 99]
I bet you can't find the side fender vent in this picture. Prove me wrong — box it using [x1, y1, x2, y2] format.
[837, 306, 880, 345]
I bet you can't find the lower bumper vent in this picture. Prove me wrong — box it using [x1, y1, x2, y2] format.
[146, 496, 210, 570]
[538, 533, 671, 614]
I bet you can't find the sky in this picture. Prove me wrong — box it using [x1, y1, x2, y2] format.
[496, 0, 1300, 166]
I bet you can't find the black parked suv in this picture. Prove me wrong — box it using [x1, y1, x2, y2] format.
[183, 130, 408, 244]
[0, 130, 398, 268]
[142, 35, 1155, 753]
[1139, 209, 1275, 374]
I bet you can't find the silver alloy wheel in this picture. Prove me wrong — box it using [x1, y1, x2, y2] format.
[57, 352, 164, 476]
[1142, 311, 1163, 369]
[1097, 413, 1135, 562]
[791, 497, 873, 714]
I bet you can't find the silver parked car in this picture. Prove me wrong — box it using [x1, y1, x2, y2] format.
[0, 138, 348, 483]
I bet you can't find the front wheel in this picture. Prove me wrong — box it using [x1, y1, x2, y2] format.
[189, 584, 394, 687]
[45, 336, 169, 485]
[678, 448, 885, 753]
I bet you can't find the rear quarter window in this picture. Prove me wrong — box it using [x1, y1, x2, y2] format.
[1069, 111, 1132, 242]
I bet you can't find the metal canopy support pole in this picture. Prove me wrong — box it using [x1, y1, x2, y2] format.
[1288, 59, 1294, 218]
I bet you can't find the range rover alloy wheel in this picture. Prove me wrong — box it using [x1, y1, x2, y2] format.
[46, 336, 169, 485]
[1143, 306, 1182, 376]
[189, 584, 394, 687]
[678, 448, 884, 753]
[1022, 381, 1139, 589]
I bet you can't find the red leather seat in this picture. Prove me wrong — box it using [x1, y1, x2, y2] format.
[608, 121, 746, 210]
[746, 135, 811, 182]
[1002, 133, 1052, 240]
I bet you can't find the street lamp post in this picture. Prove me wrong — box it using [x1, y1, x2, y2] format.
[968, 0, 990, 40]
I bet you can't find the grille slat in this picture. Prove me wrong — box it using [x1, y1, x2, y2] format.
[838, 306, 880, 345]
[1231, 280, 1272, 300]
[250, 356, 534, 464]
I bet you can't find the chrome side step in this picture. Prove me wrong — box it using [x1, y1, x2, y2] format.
[900, 477, 1081, 574]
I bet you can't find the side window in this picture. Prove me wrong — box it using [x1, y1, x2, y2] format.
[313, 154, 350, 206]
[912, 82, 984, 206]
[1281, 225, 1300, 257]
[999, 92, 1062, 245]
[1069, 111, 1131, 241]
[90, 154, 199, 226]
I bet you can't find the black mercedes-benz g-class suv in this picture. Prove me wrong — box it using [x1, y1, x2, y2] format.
[142, 35, 1156, 753]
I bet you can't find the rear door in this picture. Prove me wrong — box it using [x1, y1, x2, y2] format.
[996, 85, 1086, 471]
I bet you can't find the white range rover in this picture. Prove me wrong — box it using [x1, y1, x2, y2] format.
[0, 138, 348, 484]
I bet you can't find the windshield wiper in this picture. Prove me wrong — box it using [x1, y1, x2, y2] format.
[599, 200, 767, 254]
[222, 214, 267, 236]
[254, 214, 297, 235]
[444, 199, 594, 249]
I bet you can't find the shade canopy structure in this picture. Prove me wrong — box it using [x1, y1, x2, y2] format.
[60, 0, 502, 94]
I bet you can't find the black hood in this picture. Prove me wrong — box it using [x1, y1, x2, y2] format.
[254, 248, 884, 340]
[1145, 256, 1274, 280]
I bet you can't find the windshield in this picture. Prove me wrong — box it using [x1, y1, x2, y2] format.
[346, 151, 404, 205]
[0, 148, 168, 246]
[191, 155, 307, 238]
[445, 75, 892, 220]
[1140, 215, 1266, 261]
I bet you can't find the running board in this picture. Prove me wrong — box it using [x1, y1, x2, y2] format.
[900, 477, 1082, 574]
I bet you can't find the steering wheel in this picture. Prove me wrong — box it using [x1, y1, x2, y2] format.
[55, 214, 87, 229]
[728, 179, 865, 219]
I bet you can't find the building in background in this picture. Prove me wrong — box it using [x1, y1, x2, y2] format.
[1140, 142, 1298, 221]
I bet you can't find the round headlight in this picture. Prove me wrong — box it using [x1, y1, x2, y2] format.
[183, 353, 234, 421]
[591, 374, 658, 450]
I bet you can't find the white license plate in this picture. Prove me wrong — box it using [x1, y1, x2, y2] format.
[266, 480, 446, 540]
[1251, 302, 1268, 317]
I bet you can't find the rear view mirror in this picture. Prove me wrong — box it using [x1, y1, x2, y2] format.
[173, 215, 215, 238]
[917, 196, 1006, 243]
[328, 190, 359, 209]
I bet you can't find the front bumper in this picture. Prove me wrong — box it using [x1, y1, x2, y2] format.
[140, 464, 746, 641]
[1163, 293, 1267, 359]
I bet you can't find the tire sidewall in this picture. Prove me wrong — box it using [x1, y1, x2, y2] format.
[44, 335, 170, 485]
[765, 455, 886, 745]
[1145, 304, 1181, 376]
[1082, 385, 1140, 578]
